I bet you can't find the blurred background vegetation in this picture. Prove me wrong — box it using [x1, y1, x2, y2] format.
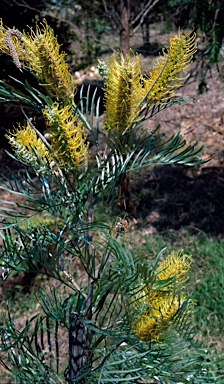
[2, 0, 224, 67]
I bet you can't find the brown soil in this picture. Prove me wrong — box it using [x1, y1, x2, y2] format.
[127, 63, 224, 235]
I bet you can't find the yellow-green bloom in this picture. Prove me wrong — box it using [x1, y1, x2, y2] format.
[131, 250, 193, 342]
[0, 20, 75, 98]
[103, 32, 197, 135]
[5, 122, 52, 164]
[42, 102, 89, 169]
[22, 21, 75, 98]
[104, 51, 143, 134]
[132, 292, 183, 342]
[156, 250, 192, 287]
[143, 31, 197, 103]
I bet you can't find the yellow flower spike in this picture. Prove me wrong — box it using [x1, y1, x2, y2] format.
[104, 51, 144, 134]
[0, 20, 75, 98]
[5, 122, 52, 164]
[132, 292, 190, 342]
[155, 249, 192, 288]
[131, 250, 193, 342]
[22, 21, 75, 98]
[42, 102, 89, 169]
[143, 31, 198, 103]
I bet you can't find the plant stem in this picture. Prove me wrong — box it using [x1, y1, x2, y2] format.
[66, 312, 85, 383]
[83, 190, 94, 366]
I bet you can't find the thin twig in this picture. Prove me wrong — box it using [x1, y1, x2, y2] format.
[21, 107, 51, 151]
[11, 0, 80, 33]
[132, 0, 160, 31]
[83, 190, 94, 366]
[61, 269, 87, 300]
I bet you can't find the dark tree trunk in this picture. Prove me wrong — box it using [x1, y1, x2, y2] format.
[141, 15, 150, 45]
[119, 0, 131, 55]
[117, 172, 130, 211]
[65, 312, 85, 383]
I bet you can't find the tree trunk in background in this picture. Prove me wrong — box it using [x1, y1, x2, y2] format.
[119, 0, 131, 55]
[141, 15, 150, 45]
[117, 172, 130, 212]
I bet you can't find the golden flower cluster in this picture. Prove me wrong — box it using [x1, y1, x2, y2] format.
[104, 32, 197, 135]
[1, 20, 89, 170]
[131, 250, 193, 342]
[104, 52, 143, 133]
[0, 19, 75, 98]
[6, 107, 89, 171]
[143, 32, 197, 103]
[42, 102, 89, 169]
[5, 122, 52, 164]
[22, 22, 75, 98]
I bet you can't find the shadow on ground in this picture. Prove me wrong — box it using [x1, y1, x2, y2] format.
[129, 164, 224, 235]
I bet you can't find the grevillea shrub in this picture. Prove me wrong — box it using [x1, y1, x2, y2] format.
[0, 20, 222, 383]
